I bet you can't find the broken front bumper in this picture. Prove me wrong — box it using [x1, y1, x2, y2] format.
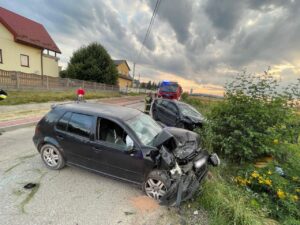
[160, 153, 220, 206]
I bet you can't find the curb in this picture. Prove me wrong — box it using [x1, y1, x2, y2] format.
[0, 121, 37, 133]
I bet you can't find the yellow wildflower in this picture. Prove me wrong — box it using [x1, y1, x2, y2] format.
[267, 170, 272, 175]
[292, 195, 299, 202]
[277, 189, 286, 199]
[273, 139, 279, 144]
[264, 178, 272, 186]
[251, 171, 259, 178]
[295, 188, 300, 193]
[258, 178, 264, 184]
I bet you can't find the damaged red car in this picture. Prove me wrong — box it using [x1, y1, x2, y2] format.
[33, 103, 220, 205]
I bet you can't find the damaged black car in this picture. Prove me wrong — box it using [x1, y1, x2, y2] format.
[151, 98, 206, 131]
[33, 103, 220, 205]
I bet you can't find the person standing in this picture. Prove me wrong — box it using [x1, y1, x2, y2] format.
[144, 93, 153, 114]
[0, 89, 7, 101]
[76, 87, 85, 102]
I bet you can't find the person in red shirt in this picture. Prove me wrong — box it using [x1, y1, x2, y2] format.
[76, 87, 85, 102]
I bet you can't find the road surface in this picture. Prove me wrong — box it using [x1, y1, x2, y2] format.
[0, 101, 181, 225]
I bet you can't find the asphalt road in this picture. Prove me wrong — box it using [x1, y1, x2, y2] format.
[0, 101, 180, 225]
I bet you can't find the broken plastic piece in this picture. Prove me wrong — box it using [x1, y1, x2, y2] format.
[23, 183, 37, 189]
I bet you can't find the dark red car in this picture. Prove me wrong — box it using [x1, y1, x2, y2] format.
[158, 81, 182, 100]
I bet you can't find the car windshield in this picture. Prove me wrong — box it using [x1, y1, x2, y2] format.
[160, 85, 178, 92]
[178, 103, 202, 118]
[126, 113, 162, 146]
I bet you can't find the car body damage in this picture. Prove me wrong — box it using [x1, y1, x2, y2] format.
[34, 103, 219, 205]
[151, 98, 206, 131]
[149, 127, 220, 206]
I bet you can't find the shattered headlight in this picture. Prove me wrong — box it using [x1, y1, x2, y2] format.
[194, 157, 207, 169]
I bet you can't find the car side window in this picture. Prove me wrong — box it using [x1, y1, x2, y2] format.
[67, 113, 93, 138]
[167, 102, 178, 114]
[56, 112, 72, 131]
[161, 100, 169, 108]
[156, 99, 162, 105]
[97, 118, 128, 149]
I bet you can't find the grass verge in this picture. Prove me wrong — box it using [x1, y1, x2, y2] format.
[0, 90, 121, 105]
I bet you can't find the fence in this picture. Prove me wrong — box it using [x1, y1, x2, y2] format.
[0, 69, 119, 92]
[119, 86, 155, 94]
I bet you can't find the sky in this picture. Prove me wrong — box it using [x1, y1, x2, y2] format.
[1, 0, 300, 95]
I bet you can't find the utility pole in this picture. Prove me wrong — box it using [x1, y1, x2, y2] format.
[132, 62, 136, 87]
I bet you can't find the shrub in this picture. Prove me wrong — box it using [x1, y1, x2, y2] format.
[181, 92, 189, 101]
[206, 71, 299, 163]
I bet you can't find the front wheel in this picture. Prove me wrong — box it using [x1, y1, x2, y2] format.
[41, 144, 65, 170]
[143, 170, 171, 202]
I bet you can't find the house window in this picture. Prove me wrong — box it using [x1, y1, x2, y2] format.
[0, 49, 2, 64]
[20, 54, 29, 67]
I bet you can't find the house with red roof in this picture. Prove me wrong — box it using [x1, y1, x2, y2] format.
[0, 7, 61, 76]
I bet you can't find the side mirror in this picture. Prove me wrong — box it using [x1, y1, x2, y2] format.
[126, 135, 134, 151]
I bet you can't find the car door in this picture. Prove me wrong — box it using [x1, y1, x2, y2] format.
[90, 117, 144, 183]
[55, 112, 96, 168]
[156, 100, 171, 124]
[159, 101, 178, 126]
[165, 102, 180, 126]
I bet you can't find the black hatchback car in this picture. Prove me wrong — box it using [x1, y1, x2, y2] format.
[151, 99, 205, 130]
[33, 103, 219, 204]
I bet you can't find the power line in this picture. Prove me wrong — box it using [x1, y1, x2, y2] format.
[136, 0, 161, 61]
[132, 0, 161, 82]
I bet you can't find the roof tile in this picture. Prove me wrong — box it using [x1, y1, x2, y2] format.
[0, 7, 61, 53]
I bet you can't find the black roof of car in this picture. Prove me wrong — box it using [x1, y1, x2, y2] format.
[53, 102, 141, 121]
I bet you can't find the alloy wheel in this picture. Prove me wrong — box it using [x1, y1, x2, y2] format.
[42, 146, 60, 167]
[144, 178, 167, 200]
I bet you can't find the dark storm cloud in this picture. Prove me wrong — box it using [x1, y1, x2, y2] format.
[146, 0, 193, 44]
[1, 0, 300, 88]
[204, 0, 245, 39]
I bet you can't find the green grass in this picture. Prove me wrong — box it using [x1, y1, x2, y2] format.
[197, 167, 267, 225]
[0, 90, 121, 105]
[184, 96, 222, 116]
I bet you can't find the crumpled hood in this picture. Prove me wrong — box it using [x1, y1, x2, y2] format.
[153, 127, 200, 160]
[183, 114, 206, 124]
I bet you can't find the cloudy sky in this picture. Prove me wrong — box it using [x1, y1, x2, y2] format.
[1, 0, 300, 95]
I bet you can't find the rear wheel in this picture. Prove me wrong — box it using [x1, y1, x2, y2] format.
[41, 144, 65, 170]
[144, 170, 171, 201]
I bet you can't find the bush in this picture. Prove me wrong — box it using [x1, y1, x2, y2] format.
[181, 92, 189, 101]
[206, 71, 299, 163]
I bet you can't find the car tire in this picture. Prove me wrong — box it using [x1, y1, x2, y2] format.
[143, 170, 171, 202]
[40, 144, 65, 170]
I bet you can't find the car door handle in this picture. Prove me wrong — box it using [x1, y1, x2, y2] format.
[57, 135, 64, 140]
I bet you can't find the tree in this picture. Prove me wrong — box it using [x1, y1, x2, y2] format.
[146, 81, 152, 89]
[64, 42, 118, 85]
